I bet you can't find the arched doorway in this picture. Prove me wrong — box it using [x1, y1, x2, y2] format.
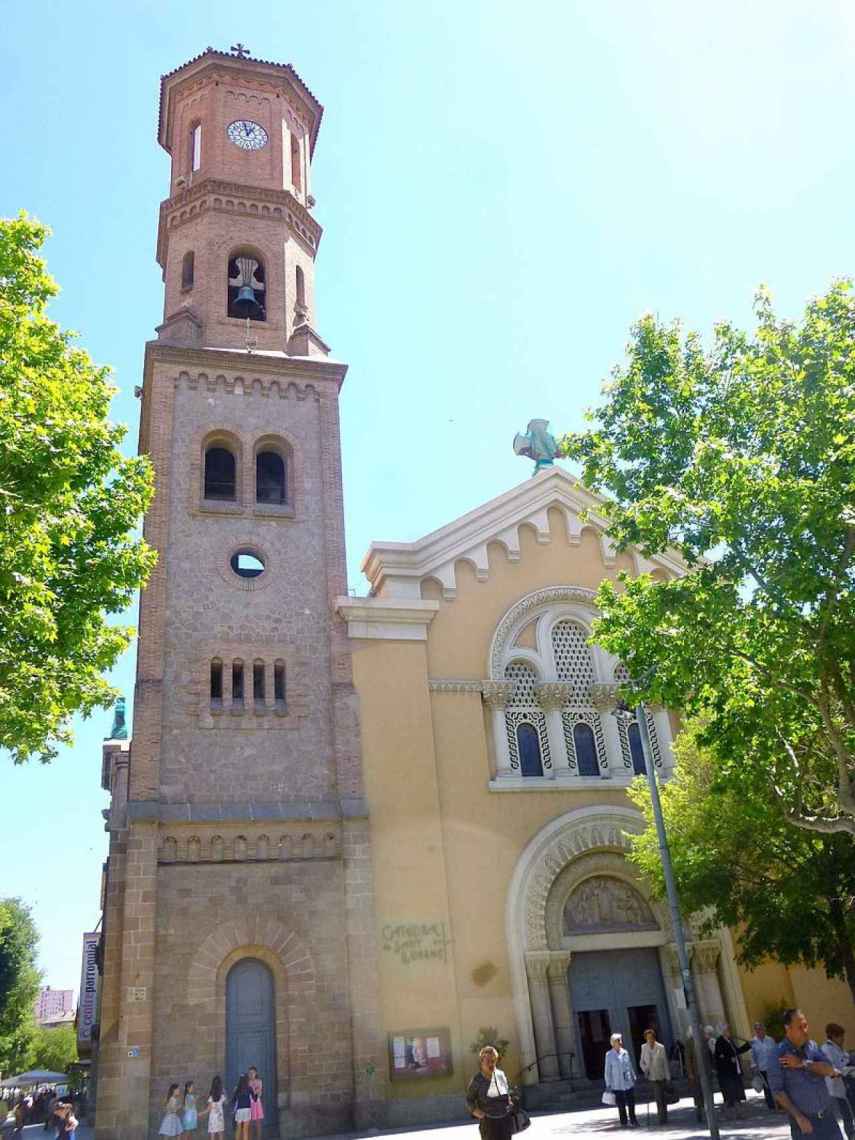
[226, 958, 278, 1134]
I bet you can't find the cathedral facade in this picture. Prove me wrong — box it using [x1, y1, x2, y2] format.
[93, 47, 854, 1140]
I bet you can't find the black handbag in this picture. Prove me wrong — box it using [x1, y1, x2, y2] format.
[510, 1107, 531, 1133]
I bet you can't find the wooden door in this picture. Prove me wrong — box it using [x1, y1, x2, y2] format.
[226, 958, 278, 1135]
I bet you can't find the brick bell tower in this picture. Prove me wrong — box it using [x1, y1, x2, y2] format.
[95, 47, 383, 1140]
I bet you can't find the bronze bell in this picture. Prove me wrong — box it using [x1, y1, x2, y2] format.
[232, 284, 259, 316]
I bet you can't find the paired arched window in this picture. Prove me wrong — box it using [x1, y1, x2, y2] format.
[573, 723, 600, 777]
[628, 722, 646, 776]
[517, 724, 543, 777]
[227, 253, 266, 321]
[204, 446, 236, 500]
[181, 251, 195, 290]
[256, 450, 286, 504]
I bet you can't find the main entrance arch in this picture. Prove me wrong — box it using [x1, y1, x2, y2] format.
[506, 806, 742, 1084]
[226, 958, 278, 1134]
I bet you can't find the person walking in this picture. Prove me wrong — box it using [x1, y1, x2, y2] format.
[247, 1066, 264, 1139]
[159, 1084, 184, 1138]
[465, 1045, 515, 1140]
[640, 1027, 670, 1124]
[823, 1024, 854, 1140]
[181, 1081, 198, 1136]
[751, 1022, 779, 1110]
[767, 1008, 842, 1139]
[715, 1024, 751, 1116]
[604, 1032, 638, 1129]
[198, 1076, 226, 1138]
[232, 1074, 253, 1140]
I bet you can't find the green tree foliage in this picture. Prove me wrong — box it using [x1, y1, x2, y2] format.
[0, 899, 40, 1073]
[626, 724, 855, 1004]
[29, 1023, 77, 1074]
[0, 214, 155, 762]
[560, 283, 855, 834]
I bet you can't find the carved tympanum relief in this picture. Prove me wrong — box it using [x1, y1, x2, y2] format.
[563, 875, 658, 935]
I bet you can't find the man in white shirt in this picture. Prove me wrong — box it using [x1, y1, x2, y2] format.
[751, 1022, 779, 1110]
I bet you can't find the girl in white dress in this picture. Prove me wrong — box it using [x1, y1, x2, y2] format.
[159, 1085, 183, 1137]
[198, 1076, 226, 1137]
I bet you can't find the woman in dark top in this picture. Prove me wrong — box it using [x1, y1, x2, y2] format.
[466, 1046, 514, 1140]
[714, 1025, 752, 1116]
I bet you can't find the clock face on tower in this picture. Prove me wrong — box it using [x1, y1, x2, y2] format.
[226, 120, 269, 150]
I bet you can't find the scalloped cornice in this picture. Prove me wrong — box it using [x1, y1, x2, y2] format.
[361, 467, 686, 600]
[156, 178, 321, 267]
[142, 341, 347, 390]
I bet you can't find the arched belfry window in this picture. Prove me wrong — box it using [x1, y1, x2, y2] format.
[181, 251, 194, 290]
[190, 122, 202, 172]
[227, 253, 266, 321]
[256, 451, 286, 505]
[204, 446, 236, 501]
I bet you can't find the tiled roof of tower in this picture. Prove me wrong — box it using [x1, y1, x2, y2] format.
[158, 47, 324, 153]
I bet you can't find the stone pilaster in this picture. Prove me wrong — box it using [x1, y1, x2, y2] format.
[482, 682, 514, 778]
[536, 684, 574, 778]
[591, 685, 623, 776]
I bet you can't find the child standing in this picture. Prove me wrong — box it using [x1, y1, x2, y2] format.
[159, 1084, 183, 1137]
[232, 1074, 252, 1140]
[182, 1081, 198, 1136]
[247, 1067, 264, 1140]
[199, 1076, 226, 1138]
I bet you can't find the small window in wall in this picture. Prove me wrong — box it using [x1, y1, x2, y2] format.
[204, 446, 236, 501]
[227, 254, 266, 321]
[290, 133, 302, 191]
[628, 722, 646, 776]
[256, 451, 286, 505]
[210, 659, 223, 703]
[253, 661, 265, 704]
[573, 723, 600, 777]
[517, 723, 543, 778]
[230, 549, 265, 578]
[190, 123, 202, 172]
[274, 661, 286, 706]
[232, 661, 245, 704]
[181, 251, 195, 290]
[295, 265, 306, 308]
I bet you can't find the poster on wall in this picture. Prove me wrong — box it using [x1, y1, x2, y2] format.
[388, 1028, 452, 1080]
[78, 932, 101, 1045]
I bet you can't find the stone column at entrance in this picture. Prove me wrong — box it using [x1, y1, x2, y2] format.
[546, 952, 574, 1078]
[526, 952, 560, 1081]
[661, 944, 689, 1040]
[692, 941, 725, 1028]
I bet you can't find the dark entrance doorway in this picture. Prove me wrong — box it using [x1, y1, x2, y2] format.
[226, 958, 277, 1135]
[569, 947, 672, 1080]
[577, 1009, 612, 1080]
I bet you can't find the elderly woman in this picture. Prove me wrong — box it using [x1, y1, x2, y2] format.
[604, 1032, 639, 1129]
[466, 1046, 515, 1140]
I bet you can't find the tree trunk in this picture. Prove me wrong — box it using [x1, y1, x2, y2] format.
[828, 896, 855, 1007]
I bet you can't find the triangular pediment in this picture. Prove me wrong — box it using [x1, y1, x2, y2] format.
[361, 466, 684, 599]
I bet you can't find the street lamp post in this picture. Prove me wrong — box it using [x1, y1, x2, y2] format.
[616, 694, 720, 1140]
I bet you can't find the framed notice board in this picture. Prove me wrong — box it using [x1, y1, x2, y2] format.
[388, 1028, 453, 1080]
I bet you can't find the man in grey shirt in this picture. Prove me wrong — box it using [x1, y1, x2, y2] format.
[767, 1009, 842, 1139]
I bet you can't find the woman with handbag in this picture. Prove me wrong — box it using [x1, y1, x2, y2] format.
[466, 1046, 528, 1140]
[640, 1028, 671, 1124]
[714, 1025, 751, 1118]
[604, 1032, 639, 1129]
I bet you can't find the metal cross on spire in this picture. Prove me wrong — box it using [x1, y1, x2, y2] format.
[230, 42, 250, 58]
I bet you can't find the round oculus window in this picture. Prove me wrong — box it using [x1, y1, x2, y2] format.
[230, 549, 266, 579]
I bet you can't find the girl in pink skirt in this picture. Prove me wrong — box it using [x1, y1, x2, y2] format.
[247, 1067, 264, 1138]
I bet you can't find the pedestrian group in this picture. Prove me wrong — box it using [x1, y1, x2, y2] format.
[158, 1068, 264, 1138]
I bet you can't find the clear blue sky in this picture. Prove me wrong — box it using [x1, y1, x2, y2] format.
[2, 0, 855, 992]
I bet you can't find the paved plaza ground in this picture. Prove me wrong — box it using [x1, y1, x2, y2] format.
[7, 1093, 802, 1140]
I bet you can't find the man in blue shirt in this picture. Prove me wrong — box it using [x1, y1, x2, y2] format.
[767, 1009, 842, 1139]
